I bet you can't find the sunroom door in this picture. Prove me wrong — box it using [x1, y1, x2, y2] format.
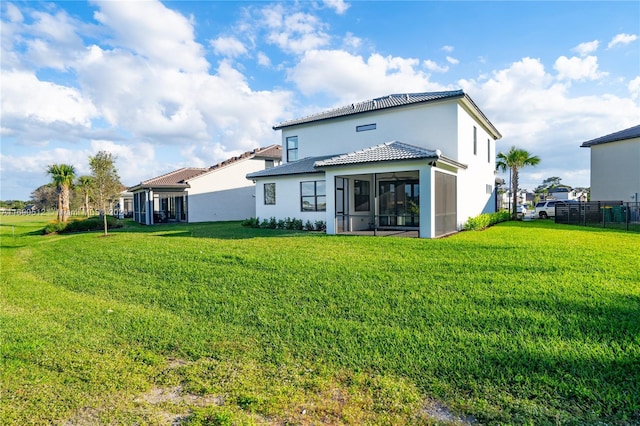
[378, 180, 419, 227]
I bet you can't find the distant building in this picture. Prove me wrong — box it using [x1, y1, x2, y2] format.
[581, 124, 640, 202]
[129, 145, 282, 224]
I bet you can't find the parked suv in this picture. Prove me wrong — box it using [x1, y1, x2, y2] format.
[535, 200, 577, 218]
[534, 200, 559, 218]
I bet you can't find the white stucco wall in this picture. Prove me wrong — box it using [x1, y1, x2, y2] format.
[281, 100, 460, 161]
[455, 104, 497, 227]
[589, 138, 640, 201]
[253, 173, 327, 224]
[187, 158, 271, 222]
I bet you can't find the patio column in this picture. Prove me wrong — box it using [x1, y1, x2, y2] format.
[419, 167, 433, 238]
[146, 190, 153, 225]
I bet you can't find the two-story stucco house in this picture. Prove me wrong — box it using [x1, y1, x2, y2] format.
[580, 124, 640, 202]
[247, 90, 502, 238]
[129, 145, 281, 224]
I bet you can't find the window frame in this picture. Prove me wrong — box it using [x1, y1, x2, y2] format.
[300, 180, 326, 212]
[473, 126, 477, 155]
[264, 183, 276, 205]
[356, 123, 376, 132]
[487, 139, 491, 163]
[354, 180, 370, 212]
[286, 136, 298, 162]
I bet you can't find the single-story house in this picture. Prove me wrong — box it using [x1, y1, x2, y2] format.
[580, 124, 640, 202]
[129, 145, 281, 224]
[247, 90, 502, 238]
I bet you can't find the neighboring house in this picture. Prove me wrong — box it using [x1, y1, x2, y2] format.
[117, 191, 133, 218]
[547, 186, 571, 200]
[129, 145, 281, 224]
[580, 124, 640, 202]
[247, 90, 502, 238]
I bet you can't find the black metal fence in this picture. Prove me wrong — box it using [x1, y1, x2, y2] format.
[555, 201, 640, 232]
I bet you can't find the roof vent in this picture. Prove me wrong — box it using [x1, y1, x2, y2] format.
[351, 103, 355, 109]
[405, 93, 410, 100]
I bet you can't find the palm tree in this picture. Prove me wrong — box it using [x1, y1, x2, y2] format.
[46, 164, 76, 222]
[496, 146, 540, 219]
[76, 176, 94, 217]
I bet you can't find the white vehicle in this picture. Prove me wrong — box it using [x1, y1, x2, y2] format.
[535, 200, 577, 218]
[534, 200, 559, 218]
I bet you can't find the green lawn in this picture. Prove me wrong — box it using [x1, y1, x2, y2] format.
[1, 214, 639, 425]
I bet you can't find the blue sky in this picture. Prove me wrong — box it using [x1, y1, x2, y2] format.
[1, 0, 639, 201]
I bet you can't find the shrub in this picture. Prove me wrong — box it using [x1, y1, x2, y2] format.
[304, 220, 315, 231]
[463, 211, 510, 231]
[314, 220, 326, 231]
[42, 216, 123, 235]
[241, 217, 260, 228]
[42, 221, 67, 235]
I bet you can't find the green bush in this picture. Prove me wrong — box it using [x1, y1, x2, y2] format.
[241, 217, 260, 228]
[463, 211, 510, 231]
[42, 221, 67, 235]
[42, 216, 123, 235]
[241, 217, 323, 232]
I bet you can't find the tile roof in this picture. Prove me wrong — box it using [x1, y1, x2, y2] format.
[273, 91, 464, 129]
[580, 124, 640, 147]
[131, 144, 282, 190]
[247, 141, 467, 180]
[140, 168, 208, 187]
[208, 144, 281, 171]
[315, 141, 441, 167]
[246, 155, 334, 179]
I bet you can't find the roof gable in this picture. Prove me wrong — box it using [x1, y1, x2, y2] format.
[580, 124, 640, 147]
[315, 141, 440, 167]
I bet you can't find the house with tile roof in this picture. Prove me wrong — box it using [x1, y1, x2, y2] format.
[129, 145, 281, 224]
[580, 124, 640, 202]
[247, 90, 502, 238]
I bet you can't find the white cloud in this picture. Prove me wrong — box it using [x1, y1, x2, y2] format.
[1, 70, 97, 127]
[257, 51, 271, 67]
[210, 36, 248, 57]
[553, 55, 607, 81]
[92, 0, 209, 72]
[446, 56, 459, 65]
[288, 50, 449, 103]
[572, 40, 599, 56]
[323, 0, 350, 15]
[343, 32, 362, 50]
[5, 3, 23, 22]
[441, 45, 454, 52]
[261, 5, 330, 54]
[608, 33, 638, 49]
[459, 57, 640, 189]
[423, 60, 449, 73]
[629, 76, 640, 100]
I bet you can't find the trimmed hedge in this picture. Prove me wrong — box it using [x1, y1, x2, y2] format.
[241, 217, 326, 232]
[463, 211, 510, 231]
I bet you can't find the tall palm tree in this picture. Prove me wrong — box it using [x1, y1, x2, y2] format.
[496, 146, 540, 219]
[76, 176, 94, 217]
[46, 164, 76, 222]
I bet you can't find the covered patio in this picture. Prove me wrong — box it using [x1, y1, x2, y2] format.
[315, 142, 466, 239]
